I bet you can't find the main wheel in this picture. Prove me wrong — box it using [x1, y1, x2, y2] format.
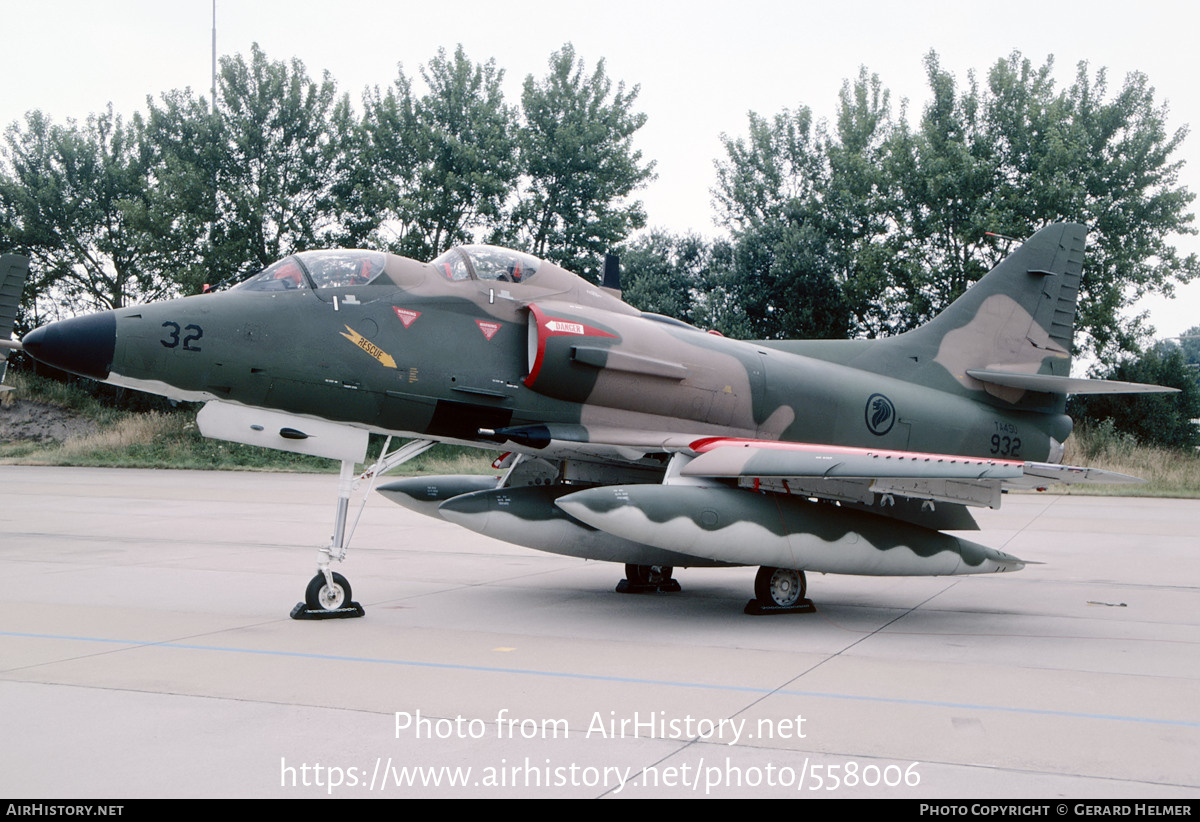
[754, 566, 806, 608]
[305, 571, 352, 611]
[625, 564, 673, 585]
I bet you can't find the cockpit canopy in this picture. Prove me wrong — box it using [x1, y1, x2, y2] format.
[431, 245, 542, 284]
[237, 250, 387, 291]
[237, 245, 545, 292]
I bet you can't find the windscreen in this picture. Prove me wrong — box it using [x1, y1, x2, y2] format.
[237, 251, 387, 291]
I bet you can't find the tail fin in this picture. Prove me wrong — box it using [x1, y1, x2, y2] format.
[901, 222, 1085, 377]
[875, 223, 1091, 406]
[768, 223, 1171, 405]
[1, 254, 30, 390]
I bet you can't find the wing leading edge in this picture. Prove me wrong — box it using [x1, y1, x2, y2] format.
[675, 437, 1140, 511]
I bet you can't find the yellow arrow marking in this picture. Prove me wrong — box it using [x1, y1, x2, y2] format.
[340, 325, 396, 369]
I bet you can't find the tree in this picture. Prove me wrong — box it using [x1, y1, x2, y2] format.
[511, 44, 656, 280]
[1069, 346, 1200, 448]
[211, 44, 353, 275]
[410, 46, 518, 258]
[140, 88, 223, 295]
[353, 69, 419, 254]
[713, 104, 825, 234]
[906, 53, 1200, 360]
[140, 44, 362, 289]
[356, 47, 518, 260]
[0, 107, 175, 320]
[822, 70, 898, 337]
[618, 230, 710, 323]
[725, 220, 850, 340]
[713, 75, 877, 340]
[884, 54, 1003, 329]
[1176, 324, 1200, 373]
[713, 52, 1199, 355]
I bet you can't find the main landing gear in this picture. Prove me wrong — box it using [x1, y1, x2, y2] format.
[617, 563, 681, 594]
[290, 439, 435, 620]
[744, 566, 816, 615]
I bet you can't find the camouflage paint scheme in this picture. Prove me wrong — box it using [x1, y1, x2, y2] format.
[0, 255, 29, 390]
[17, 225, 1169, 610]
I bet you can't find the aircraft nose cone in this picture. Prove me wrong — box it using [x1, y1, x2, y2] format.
[22, 311, 116, 380]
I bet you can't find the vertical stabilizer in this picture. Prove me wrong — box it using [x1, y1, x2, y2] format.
[0, 255, 30, 389]
[903, 223, 1085, 374]
[879, 223, 1087, 406]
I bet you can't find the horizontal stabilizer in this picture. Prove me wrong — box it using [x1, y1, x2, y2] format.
[967, 369, 1179, 395]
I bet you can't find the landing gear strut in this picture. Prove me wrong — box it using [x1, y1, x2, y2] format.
[617, 563, 681, 594]
[290, 439, 435, 620]
[744, 566, 815, 615]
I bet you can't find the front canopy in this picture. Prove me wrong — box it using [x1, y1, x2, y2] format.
[236, 250, 388, 291]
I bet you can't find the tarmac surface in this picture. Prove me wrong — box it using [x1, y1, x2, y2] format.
[1, 465, 1197, 798]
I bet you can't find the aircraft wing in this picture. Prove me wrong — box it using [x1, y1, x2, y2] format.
[674, 437, 1141, 510]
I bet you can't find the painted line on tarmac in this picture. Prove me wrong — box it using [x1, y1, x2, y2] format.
[4, 629, 1198, 729]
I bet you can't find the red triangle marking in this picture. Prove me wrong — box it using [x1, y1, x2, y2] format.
[393, 307, 421, 328]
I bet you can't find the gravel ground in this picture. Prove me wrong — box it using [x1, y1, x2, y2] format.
[0, 397, 97, 442]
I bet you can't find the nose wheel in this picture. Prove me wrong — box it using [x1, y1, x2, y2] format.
[745, 566, 816, 615]
[307, 571, 352, 611]
[291, 571, 364, 619]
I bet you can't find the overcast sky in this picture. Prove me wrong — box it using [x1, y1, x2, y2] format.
[2, 0, 1197, 339]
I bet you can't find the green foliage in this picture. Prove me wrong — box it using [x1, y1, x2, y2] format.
[723, 221, 850, 340]
[355, 46, 520, 260]
[1069, 346, 1200, 449]
[5, 45, 1193, 365]
[1175, 324, 1200, 370]
[618, 231, 709, 324]
[712, 52, 1198, 354]
[211, 45, 354, 274]
[140, 89, 224, 294]
[410, 47, 519, 257]
[511, 44, 656, 281]
[0, 107, 178, 322]
[2, 41, 654, 318]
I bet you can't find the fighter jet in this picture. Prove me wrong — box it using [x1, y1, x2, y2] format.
[10, 224, 1174, 617]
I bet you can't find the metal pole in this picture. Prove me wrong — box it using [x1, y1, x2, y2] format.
[211, 0, 216, 113]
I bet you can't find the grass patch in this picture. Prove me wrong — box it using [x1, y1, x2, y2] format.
[2, 370, 126, 422]
[0, 370, 494, 475]
[1059, 420, 1200, 497]
[4, 369, 1197, 494]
